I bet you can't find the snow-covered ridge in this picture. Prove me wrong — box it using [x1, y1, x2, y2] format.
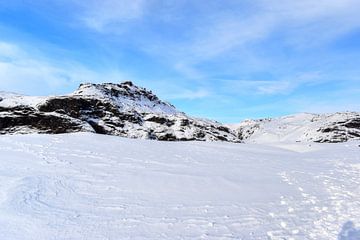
[0, 91, 46, 108]
[0, 82, 238, 142]
[1, 83, 359, 143]
[231, 112, 360, 143]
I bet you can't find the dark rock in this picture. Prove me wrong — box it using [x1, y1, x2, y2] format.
[145, 115, 175, 126]
[0, 107, 87, 134]
[180, 119, 190, 126]
[157, 133, 177, 141]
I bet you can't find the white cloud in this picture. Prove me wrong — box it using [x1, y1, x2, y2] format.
[166, 89, 210, 100]
[0, 41, 126, 95]
[187, 14, 276, 62]
[173, 62, 204, 79]
[64, 0, 360, 67]
[137, 0, 360, 78]
[222, 72, 324, 95]
[261, 0, 360, 48]
[222, 80, 292, 95]
[76, 0, 147, 32]
[2, 1, 359, 101]
[0, 41, 210, 101]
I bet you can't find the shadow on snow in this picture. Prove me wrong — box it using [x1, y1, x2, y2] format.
[338, 221, 360, 240]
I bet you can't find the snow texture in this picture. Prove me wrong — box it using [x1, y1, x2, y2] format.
[0, 133, 359, 239]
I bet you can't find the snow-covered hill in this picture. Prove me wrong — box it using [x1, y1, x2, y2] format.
[1, 82, 359, 143]
[230, 112, 360, 143]
[0, 133, 359, 239]
[0, 81, 238, 142]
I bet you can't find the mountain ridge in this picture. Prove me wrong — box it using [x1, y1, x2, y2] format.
[0, 81, 239, 142]
[0, 81, 359, 143]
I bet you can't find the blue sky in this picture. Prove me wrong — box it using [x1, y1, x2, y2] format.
[0, 0, 359, 123]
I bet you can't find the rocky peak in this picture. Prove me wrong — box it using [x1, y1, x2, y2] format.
[75, 81, 158, 103]
[73, 81, 178, 115]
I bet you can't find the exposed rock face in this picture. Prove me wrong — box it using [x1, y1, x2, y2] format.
[314, 116, 360, 143]
[230, 112, 360, 143]
[0, 82, 239, 142]
[0, 106, 91, 134]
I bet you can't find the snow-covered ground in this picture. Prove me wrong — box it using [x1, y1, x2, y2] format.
[0, 133, 359, 239]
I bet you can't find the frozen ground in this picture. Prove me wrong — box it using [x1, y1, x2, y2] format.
[0, 133, 359, 239]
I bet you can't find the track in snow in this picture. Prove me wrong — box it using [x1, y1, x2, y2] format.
[0, 133, 359, 239]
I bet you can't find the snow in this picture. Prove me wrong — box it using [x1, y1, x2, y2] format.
[0, 91, 46, 108]
[0, 133, 359, 239]
[230, 112, 360, 143]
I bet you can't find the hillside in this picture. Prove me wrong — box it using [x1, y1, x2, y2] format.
[230, 112, 360, 143]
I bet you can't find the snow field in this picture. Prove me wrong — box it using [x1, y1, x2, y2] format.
[0, 133, 359, 239]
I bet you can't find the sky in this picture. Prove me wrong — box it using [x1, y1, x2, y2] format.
[0, 0, 359, 123]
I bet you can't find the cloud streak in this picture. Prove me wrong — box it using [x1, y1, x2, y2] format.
[0, 41, 127, 95]
[130, 0, 360, 79]
[73, 0, 147, 32]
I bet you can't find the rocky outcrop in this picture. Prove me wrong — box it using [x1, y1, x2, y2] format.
[0, 106, 91, 134]
[0, 82, 239, 142]
[314, 117, 360, 143]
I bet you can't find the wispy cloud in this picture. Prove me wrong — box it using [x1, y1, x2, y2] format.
[199, 0, 360, 53]
[75, 0, 147, 32]
[166, 89, 210, 100]
[173, 62, 204, 79]
[221, 72, 324, 95]
[0, 41, 211, 101]
[134, 0, 360, 78]
[39, 0, 360, 81]
[0, 1, 358, 121]
[0, 41, 127, 95]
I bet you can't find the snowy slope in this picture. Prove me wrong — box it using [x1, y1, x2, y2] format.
[231, 112, 360, 143]
[0, 91, 45, 108]
[0, 133, 359, 239]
